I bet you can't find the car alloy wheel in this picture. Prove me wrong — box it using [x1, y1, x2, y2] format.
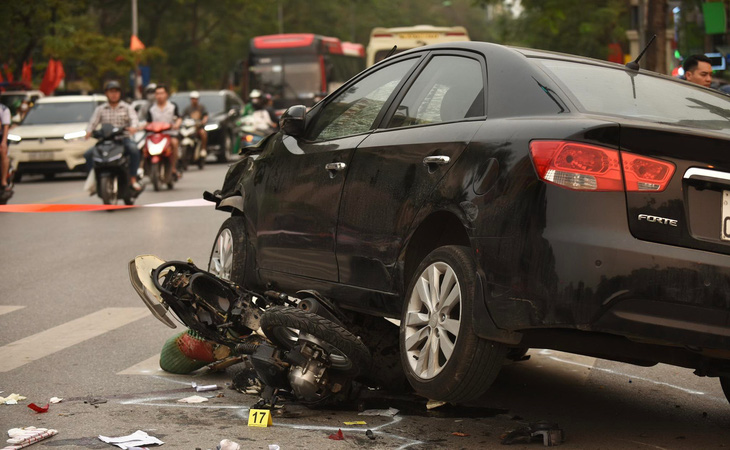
[404, 261, 461, 379]
[208, 217, 246, 285]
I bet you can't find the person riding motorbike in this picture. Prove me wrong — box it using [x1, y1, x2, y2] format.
[138, 82, 157, 122]
[249, 91, 277, 134]
[84, 80, 141, 191]
[182, 91, 208, 152]
[146, 84, 182, 179]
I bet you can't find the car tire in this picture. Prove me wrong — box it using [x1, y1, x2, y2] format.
[217, 132, 231, 163]
[400, 245, 506, 402]
[261, 305, 371, 377]
[208, 217, 247, 285]
[720, 376, 730, 404]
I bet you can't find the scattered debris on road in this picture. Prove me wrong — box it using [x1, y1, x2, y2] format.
[0, 394, 26, 405]
[358, 407, 399, 417]
[365, 430, 375, 440]
[49, 397, 62, 404]
[3, 427, 57, 449]
[83, 397, 107, 407]
[26, 403, 48, 414]
[98, 430, 163, 449]
[216, 439, 240, 450]
[191, 382, 219, 392]
[501, 422, 564, 446]
[328, 429, 345, 441]
[177, 395, 209, 404]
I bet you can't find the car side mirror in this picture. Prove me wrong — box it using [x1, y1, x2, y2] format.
[280, 105, 307, 137]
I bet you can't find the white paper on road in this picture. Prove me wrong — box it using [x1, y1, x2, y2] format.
[98, 430, 163, 449]
[177, 395, 208, 403]
[358, 407, 399, 417]
[0, 394, 26, 405]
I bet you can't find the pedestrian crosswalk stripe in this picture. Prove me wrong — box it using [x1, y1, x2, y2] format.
[0, 305, 25, 317]
[0, 307, 150, 373]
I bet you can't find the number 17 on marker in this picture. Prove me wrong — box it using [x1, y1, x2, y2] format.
[248, 409, 273, 427]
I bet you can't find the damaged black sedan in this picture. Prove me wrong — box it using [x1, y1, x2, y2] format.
[143, 42, 730, 405]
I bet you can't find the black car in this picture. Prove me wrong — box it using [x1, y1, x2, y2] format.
[170, 90, 244, 162]
[205, 41, 730, 403]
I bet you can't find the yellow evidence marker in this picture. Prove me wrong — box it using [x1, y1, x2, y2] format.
[248, 409, 273, 427]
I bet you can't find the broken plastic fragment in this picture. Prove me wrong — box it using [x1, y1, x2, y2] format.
[0, 393, 26, 405]
[328, 429, 345, 441]
[177, 395, 209, 403]
[27, 403, 49, 413]
[366, 430, 375, 440]
[192, 382, 220, 392]
[452, 432, 469, 437]
[217, 439, 241, 450]
[49, 397, 63, 404]
[427, 400, 447, 410]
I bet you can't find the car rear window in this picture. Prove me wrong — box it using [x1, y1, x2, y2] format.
[22, 102, 96, 125]
[536, 58, 730, 133]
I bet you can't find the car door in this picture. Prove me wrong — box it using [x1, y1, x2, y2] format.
[335, 51, 487, 292]
[254, 57, 421, 282]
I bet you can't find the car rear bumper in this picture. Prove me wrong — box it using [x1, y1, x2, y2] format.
[473, 188, 730, 352]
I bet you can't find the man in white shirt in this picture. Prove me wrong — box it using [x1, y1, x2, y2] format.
[146, 84, 182, 178]
[0, 103, 11, 191]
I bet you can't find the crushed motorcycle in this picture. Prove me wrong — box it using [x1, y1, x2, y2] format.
[128, 255, 373, 408]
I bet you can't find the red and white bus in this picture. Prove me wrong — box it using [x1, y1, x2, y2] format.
[244, 34, 365, 110]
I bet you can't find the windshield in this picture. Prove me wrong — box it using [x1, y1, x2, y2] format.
[537, 59, 730, 133]
[249, 55, 321, 108]
[170, 93, 225, 115]
[22, 101, 96, 125]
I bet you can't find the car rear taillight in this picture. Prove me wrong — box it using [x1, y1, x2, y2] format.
[529, 141, 675, 192]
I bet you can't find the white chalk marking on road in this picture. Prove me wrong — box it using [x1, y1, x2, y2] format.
[117, 354, 166, 376]
[0, 305, 25, 316]
[121, 394, 247, 409]
[617, 439, 669, 450]
[143, 198, 211, 208]
[0, 307, 150, 373]
[541, 349, 710, 396]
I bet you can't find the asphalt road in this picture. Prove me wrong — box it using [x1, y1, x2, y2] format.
[2, 163, 730, 449]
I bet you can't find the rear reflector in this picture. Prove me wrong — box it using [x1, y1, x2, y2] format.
[530, 141, 675, 192]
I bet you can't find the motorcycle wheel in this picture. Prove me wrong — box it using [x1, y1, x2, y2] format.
[150, 162, 160, 191]
[180, 146, 190, 171]
[197, 151, 206, 170]
[164, 159, 174, 189]
[260, 306, 372, 378]
[100, 175, 118, 205]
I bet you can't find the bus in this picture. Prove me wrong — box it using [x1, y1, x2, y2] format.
[366, 25, 470, 67]
[244, 33, 365, 110]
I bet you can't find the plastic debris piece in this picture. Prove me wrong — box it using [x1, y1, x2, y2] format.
[452, 432, 469, 437]
[365, 430, 375, 441]
[49, 397, 63, 404]
[98, 430, 164, 449]
[358, 407, 399, 417]
[27, 403, 49, 413]
[84, 398, 107, 406]
[328, 429, 345, 441]
[427, 400, 447, 410]
[501, 422, 564, 447]
[4, 427, 58, 449]
[343, 421, 366, 425]
[0, 394, 26, 405]
[192, 382, 220, 392]
[268, 446, 280, 450]
[177, 395, 209, 403]
[217, 439, 241, 450]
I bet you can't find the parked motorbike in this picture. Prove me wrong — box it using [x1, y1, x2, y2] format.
[179, 117, 206, 171]
[91, 124, 143, 205]
[143, 122, 175, 191]
[129, 256, 371, 407]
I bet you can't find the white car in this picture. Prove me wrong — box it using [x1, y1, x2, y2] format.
[8, 95, 106, 180]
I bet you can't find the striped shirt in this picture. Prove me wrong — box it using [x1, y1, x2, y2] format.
[86, 101, 139, 136]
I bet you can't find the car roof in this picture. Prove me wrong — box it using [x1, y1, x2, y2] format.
[36, 94, 107, 104]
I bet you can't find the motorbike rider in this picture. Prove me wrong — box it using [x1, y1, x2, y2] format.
[146, 83, 182, 179]
[250, 91, 277, 134]
[182, 90, 208, 152]
[138, 82, 157, 122]
[0, 102, 10, 191]
[85, 80, 141, 190]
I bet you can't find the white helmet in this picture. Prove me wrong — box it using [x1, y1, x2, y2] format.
[249, 89, 262, 99]
[190, 90, 200, 99]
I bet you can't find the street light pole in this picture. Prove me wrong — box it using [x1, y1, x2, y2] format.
[132, 0, 140, 98]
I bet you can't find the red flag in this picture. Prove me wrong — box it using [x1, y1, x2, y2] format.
[0, 70, 4, 84]
[39, 59, 64, 95]
[3, 64, 13, 83]
[21, 59, 32, 87]
[130, 35, 145, 52]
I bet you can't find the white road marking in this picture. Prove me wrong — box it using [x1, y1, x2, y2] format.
[143, 198, 211, 208]
[540, 349, 715, 397]
[0, 307, 150, 372]
[0, 305, 25, 316]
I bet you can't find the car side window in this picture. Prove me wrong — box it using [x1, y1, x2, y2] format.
[307, 58, 417, 142]
[387, 55, 484, 129]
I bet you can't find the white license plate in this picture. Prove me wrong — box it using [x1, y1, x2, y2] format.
[722, 191, 730, 241]
[27, 151, 52, 161]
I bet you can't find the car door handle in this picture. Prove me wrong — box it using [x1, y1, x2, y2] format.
[325, 162, 347, 171]
[423, 155, 451, 166]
